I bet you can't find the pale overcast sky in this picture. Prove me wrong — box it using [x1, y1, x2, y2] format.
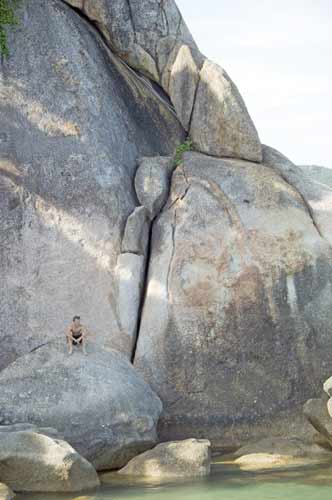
[176, 0, 331, 167]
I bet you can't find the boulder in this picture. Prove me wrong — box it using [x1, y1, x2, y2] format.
[117, 438, 211, 478]
[303, 398, 332, 448]
[233, 436, 332, 470]
[63, 0, 262, 161]
[0, 0, 184, 370]
[234, 436, 331, 459]
[135, 156, 175, 219]
[234, 453, 323, 471]
[0, 431, 99, 492]
[190, 60, 262, 161]
[115, 253, 146, 354]
[121, 207, 150, 256]
[0, 342, 162, 471]
[168, 45, 204, 130]
[134, 151, 332, 446]
[0, 484, 14, 500]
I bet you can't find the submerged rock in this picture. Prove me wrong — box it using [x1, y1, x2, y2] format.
[233, 436, 332, 470]
[117, 438, 211, 478]
[0, 343, 162, 471]
[0, 431, 99, 492]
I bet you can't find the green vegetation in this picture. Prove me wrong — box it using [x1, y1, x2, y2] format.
[174, 138, 193, 166]
[0, 0, 20, 57]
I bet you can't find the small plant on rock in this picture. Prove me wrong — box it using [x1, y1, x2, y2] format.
[0, 0, 21, 58]
[175, 138, 193, 166]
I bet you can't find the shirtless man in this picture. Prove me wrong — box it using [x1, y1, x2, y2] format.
[65, 316, 88, 355]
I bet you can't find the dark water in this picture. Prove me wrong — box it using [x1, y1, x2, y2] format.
[17, 459, 332, 500]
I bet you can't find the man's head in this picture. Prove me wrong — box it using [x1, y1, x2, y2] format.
[72, 315, 81, 326]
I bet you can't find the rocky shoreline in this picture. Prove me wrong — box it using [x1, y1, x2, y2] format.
[1, 342, 332, 494]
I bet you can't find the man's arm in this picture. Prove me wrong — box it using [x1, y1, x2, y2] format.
[65, 326, 76, 342]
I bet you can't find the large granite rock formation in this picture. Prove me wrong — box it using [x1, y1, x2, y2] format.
[134, 151, 332, 445]
[0, 342, 162, 471]
[63, 0, 262, 161]
[1, 0, 332, 452]
[0, 0, 184, 370]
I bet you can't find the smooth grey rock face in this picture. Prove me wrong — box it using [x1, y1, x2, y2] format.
[0, 431, 100, 492]
[117, 438, 211, 477]
[135, 156, 175, 219]
[122, 206, 150, 256]
[263, 146, 332, 245]
[168, 45, 204, 130]
[190, 60, 262, 161]
[115, 253, 145, 354]
[0, 342, 163, 471]
[63, 0, 262, 161]
[134, 151, 332, 445]
[299, 165, 332, 189]
[0, 0, 184, 370]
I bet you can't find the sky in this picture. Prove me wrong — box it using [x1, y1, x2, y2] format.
[176, 0, 332, 167]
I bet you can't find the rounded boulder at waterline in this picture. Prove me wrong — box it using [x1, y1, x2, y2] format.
[0, 431, 99, 492]
[0, 342, 162, 471]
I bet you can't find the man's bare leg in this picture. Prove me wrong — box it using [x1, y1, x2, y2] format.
[82, 338, 87, 355]
[67, 338, 73, 355]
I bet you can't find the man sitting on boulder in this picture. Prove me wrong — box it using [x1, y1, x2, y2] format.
[65, 316, 88, 355]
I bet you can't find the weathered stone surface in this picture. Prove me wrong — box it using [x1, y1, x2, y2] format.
[299, 165, 332, 189]
[169, 45, 204, 130]
[122, 206, 150, 256]
[64, 0, 197, 82]
[0, 424, 60, 440]
[0, 342, 162, 471]
[117, 438, 211, 478]
[134, 151, 332, 446]
[0, 483, 14, 500]
[135, 156, 175, 219]
[190, 60, 262, 161]
[263, 146, 332, 245]
[0, 0, 184, 370]
[303, 398, 332, 448]
[0, 431, 99, 492]
[115, 253, 145, 354]
[63, 1, 261, 161]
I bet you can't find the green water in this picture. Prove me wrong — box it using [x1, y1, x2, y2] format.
[17, 460, 332, 500]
